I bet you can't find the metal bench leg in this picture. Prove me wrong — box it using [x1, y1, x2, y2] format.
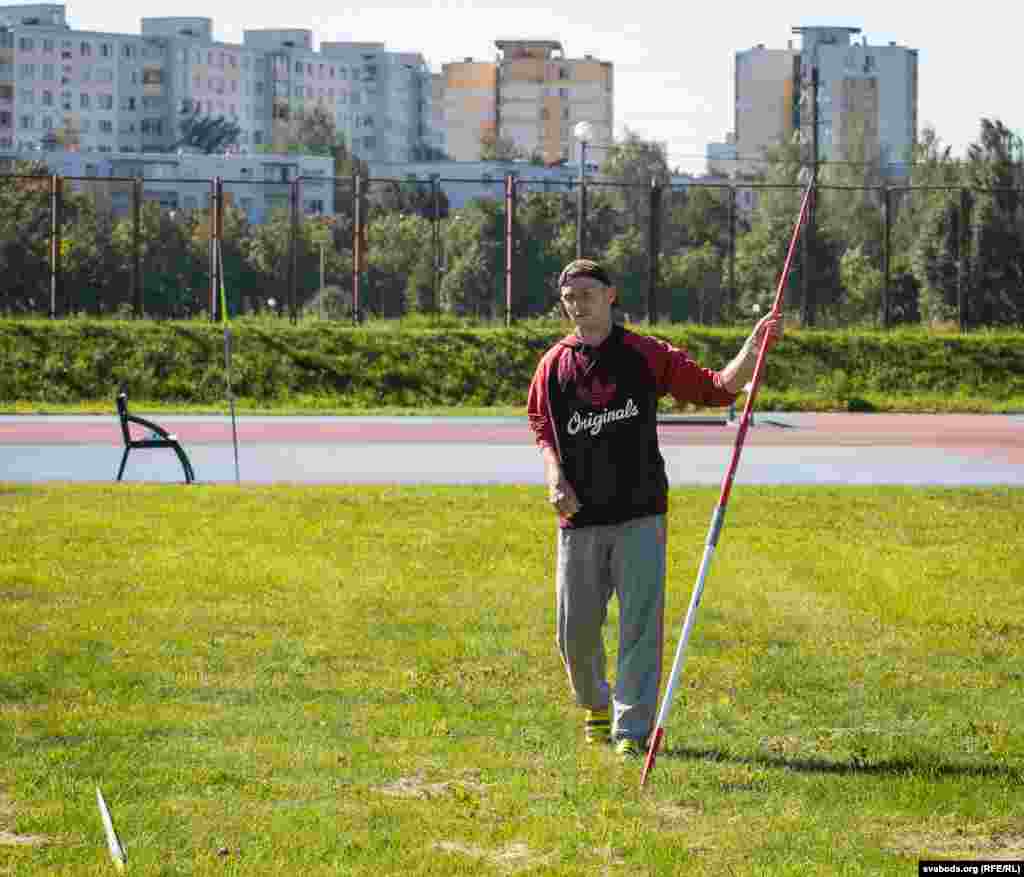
[171, 441, 195, 484]
[116, 447, 130, 481]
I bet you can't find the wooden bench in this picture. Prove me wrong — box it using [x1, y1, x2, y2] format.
[116, 392, 195, 484]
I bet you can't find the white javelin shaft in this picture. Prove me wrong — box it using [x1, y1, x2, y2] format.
[652, 505, 724, 731]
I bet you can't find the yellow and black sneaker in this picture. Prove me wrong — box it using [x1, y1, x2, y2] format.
[584, 708, 611, 744]
[615, 737, 644, 759]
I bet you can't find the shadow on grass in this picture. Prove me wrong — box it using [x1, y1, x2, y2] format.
[661, 744, 1024, 782]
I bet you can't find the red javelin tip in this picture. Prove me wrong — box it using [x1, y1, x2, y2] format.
[640, 727, 665, 788]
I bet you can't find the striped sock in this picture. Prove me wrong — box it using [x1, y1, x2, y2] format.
[584, 707, 611, 744]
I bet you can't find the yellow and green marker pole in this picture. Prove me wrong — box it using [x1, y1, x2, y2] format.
[215, 178, 241, 485]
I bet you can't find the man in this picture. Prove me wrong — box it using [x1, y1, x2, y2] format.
[526, 259, 783, 759]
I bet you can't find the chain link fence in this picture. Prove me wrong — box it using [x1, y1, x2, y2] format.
[2, 169, 1022, 328]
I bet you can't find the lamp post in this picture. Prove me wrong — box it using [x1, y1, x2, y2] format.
[574, 121, 593, 259]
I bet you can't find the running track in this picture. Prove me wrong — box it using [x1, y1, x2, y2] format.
[0, 413, 1021, 486]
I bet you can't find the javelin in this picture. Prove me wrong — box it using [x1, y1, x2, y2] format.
[640, 177, 815, 788]
[218, 238, 241, 485]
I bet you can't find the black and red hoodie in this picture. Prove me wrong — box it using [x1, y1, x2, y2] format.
[527, 325, 737, 529]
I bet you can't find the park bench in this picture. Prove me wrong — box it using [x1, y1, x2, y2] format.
[115, 392, 195, 484]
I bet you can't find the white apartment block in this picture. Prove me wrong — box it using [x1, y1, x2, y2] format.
[440, 40, 613, 166]
[0, 5, 435, 162]
[0, 144, 335, 223]
[732, 27, 918, 179]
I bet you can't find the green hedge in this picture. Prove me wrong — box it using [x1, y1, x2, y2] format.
[1, 319, 1023, 413]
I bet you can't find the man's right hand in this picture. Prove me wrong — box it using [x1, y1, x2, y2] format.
[545, 458, 581, 518]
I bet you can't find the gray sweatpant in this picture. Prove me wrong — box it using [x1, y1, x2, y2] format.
[555, 514, 666, 742]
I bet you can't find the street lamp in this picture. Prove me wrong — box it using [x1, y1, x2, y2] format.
[573, 121, 594, 259]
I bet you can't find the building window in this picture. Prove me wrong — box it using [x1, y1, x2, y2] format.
[100, 43, 112, 57]
[99, 120, 113, 133]
[41, 90, 53, 107]
[80, 42, 92, 57]
[42, 116, 52, 130]
[42, 39, 54, 53]
[98, 94, 113, 110]
[19, 116, 33, 129]
[19, 90, 34, 106]
[253, 130, 263, 145]
[18, 37, 34, 51]
[42, 64, 55, 80]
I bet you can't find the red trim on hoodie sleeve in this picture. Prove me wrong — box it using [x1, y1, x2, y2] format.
[527, 345, 561, 451]
[625, 332, 737, 407]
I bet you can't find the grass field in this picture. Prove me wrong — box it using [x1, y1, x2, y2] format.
[1, 484, 1023, 875]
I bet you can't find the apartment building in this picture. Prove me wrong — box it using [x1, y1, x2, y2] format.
[732, 26, 918, 179]
[0, 143, 335, 222]
[0, 5, 434, 162]
[440, 39, 613, 165]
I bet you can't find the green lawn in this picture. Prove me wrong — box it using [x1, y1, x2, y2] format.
[1, 484, 1023, 875]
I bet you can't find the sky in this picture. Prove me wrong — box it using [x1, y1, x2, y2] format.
[32, 0, 1018, 174]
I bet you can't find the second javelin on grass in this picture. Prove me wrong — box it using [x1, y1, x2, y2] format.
[640, 179, 816, 788]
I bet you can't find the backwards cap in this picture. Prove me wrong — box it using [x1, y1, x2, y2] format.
[558, 259, 612, 288]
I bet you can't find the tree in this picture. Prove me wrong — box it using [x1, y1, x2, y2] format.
[662, 243, 724, 324]
[896, 126, 961, 324]
[60, 190, 123, 315]
[293, 105, 336, 156]
[0, 160, 52, 312]
[479, 130, 525, 162]
[839, 244, 884, 325]
[368, 212, 434, 315]
[170, 103, 241, 154]
[111, 203, 204, 316]
[603, 227, 648, 319]
[732, 139, 842, 324]
[601, 128, 671, 231]
[962, 118, 1024, 326]
[440, 200, 503, 317]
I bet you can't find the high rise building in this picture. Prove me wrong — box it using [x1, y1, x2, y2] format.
[0, 5, 434, 162]
[440, 39, 612, 165]
[733, 27, 917, 179]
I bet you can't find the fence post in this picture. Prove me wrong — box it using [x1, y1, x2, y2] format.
[576, 159, 587, 259]
[801, 65, 819, 327]
[958, 187, 971, 332]
[647, 179, 662, 324]
[352, 173, 362, 324]
[288, 177, 299, 324]
[881, 186, 892, 329]
[728, 185, 737, 317]
[132, 177, 142, 318]
[49, 174, 62, 319]
[504, 173, 516, 327]
[432, 176, 440, 315]
[210, 178, 222, 321]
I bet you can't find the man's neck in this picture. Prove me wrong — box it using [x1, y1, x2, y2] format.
[575, 321, 613, 347]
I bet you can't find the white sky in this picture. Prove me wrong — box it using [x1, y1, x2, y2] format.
[53, 0, 1017, 173]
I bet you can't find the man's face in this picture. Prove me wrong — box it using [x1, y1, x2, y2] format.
[560, 276, 616, 330]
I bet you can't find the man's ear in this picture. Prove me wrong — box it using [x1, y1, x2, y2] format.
[607, 286, 618, 307]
